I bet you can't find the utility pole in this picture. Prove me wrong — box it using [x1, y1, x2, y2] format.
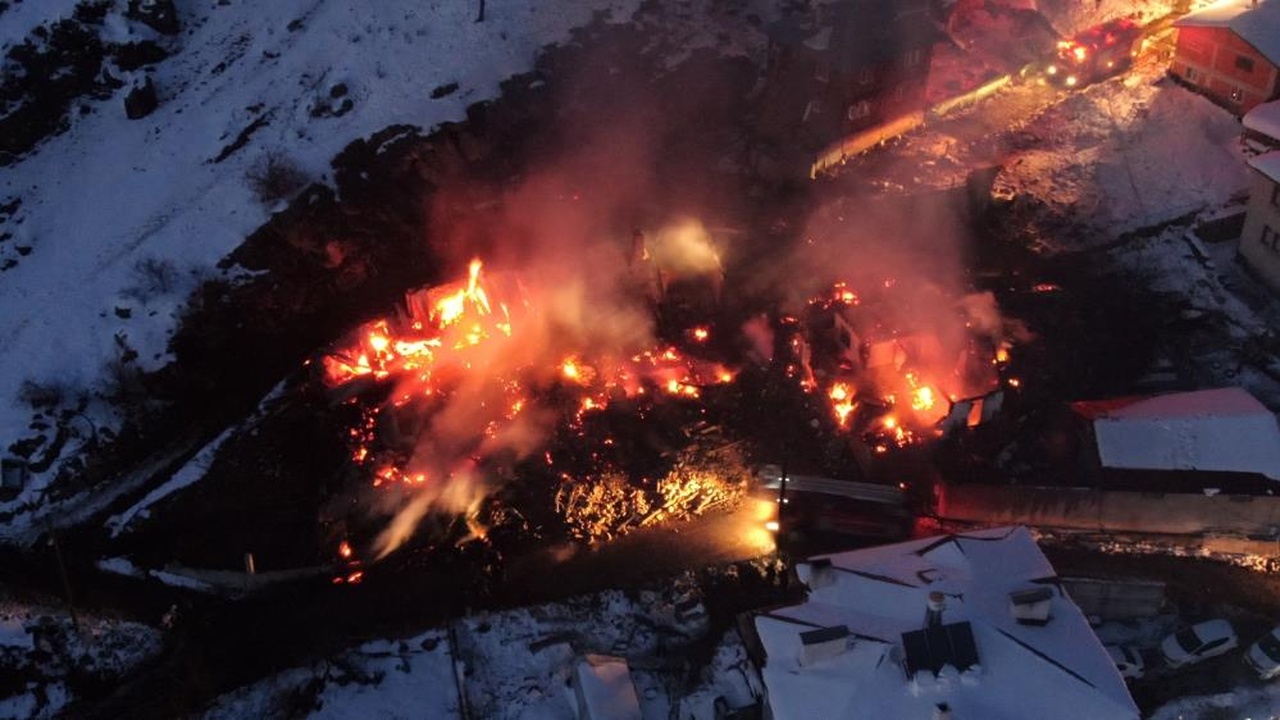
[475, 0, 485, 22]
[47, 522, 81, 634]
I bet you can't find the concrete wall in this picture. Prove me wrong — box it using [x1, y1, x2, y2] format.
[1060, 577, 1167, 621]
[936, 482, 1280, 537]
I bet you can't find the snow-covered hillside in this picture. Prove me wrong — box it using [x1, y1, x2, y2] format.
[0, 0, 640, 536]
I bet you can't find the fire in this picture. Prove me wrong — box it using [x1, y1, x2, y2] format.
[319, 257, 741, 556]
[318, 259, 1009, 558]
[435, 259, 489, 327]
[911, 385, 935, 412]
[829, 382, 857, 427]
[801, 281, 1003, 446]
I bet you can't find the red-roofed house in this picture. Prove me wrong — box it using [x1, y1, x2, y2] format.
[1070, 386, 1280, 489]
[1171, 0, 1280, 113]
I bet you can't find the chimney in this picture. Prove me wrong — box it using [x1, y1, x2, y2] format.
[925, 591, 946, 628]
[799, 625, 852, 666]
[934, 702, 954, 720]
[1009, 587, 1054, 626]
[807, 557, 836, 589]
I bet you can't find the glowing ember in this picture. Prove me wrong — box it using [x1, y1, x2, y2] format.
[911, 385, 935, 412]
[829, 382, 857, 427]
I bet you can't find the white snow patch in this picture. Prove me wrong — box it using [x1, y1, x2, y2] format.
[0, 0, 82, 50]
[202, 629, 460, 720]
[149, 567, 215, 592]
[1150, 685, 1280, 720]
[96, 555, 145, 578]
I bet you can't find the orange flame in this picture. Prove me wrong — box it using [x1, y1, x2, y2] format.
[829, 382, 857, 427]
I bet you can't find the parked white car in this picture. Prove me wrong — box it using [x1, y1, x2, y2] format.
[1105, 644, 1145, 680]
[1244, 626, 1280, 679]
[1161, 619, 1239, 668]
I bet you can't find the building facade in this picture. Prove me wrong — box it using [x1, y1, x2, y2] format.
[1241, 151, 1280, 293]
[1171, 1, 1280, 114]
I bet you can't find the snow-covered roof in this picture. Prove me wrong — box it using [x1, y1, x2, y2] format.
[754, 527, 1139, 720]
[1243, 99, 1280, 142]
[1073, 387, 1280, 480]
[1250, 149, 1280, 181]
[1175, 0, 1280, 65]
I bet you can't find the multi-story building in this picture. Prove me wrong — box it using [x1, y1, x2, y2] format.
[1241, 150, 1280, 292]
[1171, 0, 1280, 114]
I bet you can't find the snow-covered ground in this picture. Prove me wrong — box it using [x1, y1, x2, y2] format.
[203, 628, 460, 720]
[0, 0, 643, 541]
[0, 0, 788, 550]
[1151, 685, 1280, 720]
[0, 597, 162, 720]
[993, 64, 1250, 244]
[200, 573, 765, 720]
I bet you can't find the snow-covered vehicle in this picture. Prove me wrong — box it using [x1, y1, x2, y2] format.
[1160, 619, 1238, 669]
[1105, 643, 1145, 680]
[1244, 626, 1280, 679]
[1044, 18, 1142, 88]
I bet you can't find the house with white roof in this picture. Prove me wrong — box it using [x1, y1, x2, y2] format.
[1070, 386, 1280, 486]
[751, 526, 1139, 720]
[1242, 149, 1280, 293]
[1172, 0, 1280, 113]
[1242, 97, 1280, 152]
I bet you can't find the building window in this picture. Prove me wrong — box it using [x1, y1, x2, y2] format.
[859, 68, 873, 85]
[1263, 224, 1280, 251]
[904, 48, 924, 68]
[815, 61, 830, 83]
[847, 101, 871, 120]
[1184, 66, 1197, 82]
[1271, 183, 1280, 207]
[1236, 55, 1256, 72]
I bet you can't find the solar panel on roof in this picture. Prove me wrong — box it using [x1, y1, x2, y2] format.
[900, 621, 978, 677]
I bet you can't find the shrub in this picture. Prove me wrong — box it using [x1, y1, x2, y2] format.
[17, 379, 69, 409]
[123, 256, 179, 302]
[246, 151, 308, 205]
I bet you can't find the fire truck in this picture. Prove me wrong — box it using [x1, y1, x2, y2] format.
[755, 465, 914, 542]
[1044, 18, 1142, 88]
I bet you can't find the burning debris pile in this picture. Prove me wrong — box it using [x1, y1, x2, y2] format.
[317, 253, 743, 560]
[555, 443, 750, 544]
[787, 280, 1009, 452]
[314, 230, 1012, 565]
